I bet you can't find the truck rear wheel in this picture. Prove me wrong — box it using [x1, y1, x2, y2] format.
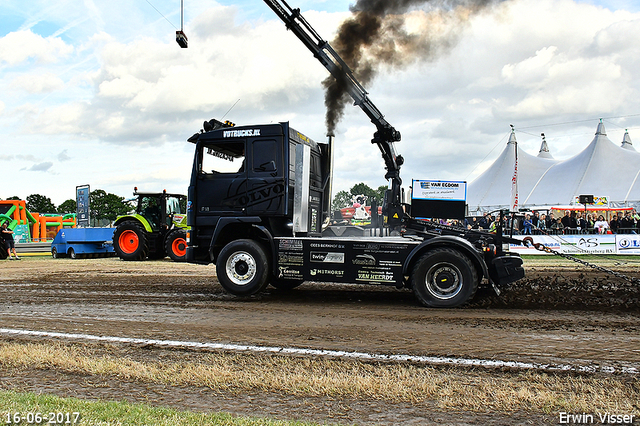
[165, 229, 187, 262]
[411, 248, 478, 308]
[114, 221, 149, 261]
[216, 239, 270, 296]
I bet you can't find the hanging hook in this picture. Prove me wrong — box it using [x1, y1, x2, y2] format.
[176, 0, 188, 48]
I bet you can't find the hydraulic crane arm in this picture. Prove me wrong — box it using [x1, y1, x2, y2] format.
[263, 0, 406, 225]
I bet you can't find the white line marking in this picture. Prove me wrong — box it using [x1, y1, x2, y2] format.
[1, 328, 637, 375]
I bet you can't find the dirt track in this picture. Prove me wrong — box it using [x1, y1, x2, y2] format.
[1, 256, 639, 424]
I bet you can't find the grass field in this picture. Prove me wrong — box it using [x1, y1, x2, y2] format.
[1, 341, 638, 417]
[0, 390, 316, 426]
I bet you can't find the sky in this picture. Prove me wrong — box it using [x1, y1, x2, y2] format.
[1, 0, 640, 206]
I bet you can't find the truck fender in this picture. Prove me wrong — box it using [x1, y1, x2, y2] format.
[209, 216, 263, 261]
[402, 236, 489, 280]
[213, 223, 276, 268]
[252, 225, 277, 274]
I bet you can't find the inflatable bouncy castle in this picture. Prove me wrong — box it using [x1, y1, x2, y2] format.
[0, 200, 76, 242]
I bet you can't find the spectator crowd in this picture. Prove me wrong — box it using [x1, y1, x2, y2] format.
[466, 209, 640, 235]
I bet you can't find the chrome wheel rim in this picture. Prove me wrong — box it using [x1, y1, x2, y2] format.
[425, 262, 463, 300]
[226, 251, 256, 286]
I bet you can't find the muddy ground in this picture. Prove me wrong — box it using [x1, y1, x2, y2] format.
[0, 256, 639, 425]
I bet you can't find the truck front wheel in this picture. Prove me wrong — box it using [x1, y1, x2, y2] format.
[216, 239, 270, 296]
[411, 248, 478, 308]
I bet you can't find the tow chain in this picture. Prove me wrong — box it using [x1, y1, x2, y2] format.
[522, 237, 640, 284]
[405, 217, 640, 284]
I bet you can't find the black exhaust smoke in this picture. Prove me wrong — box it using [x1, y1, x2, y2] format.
[324, 0, 500, 134]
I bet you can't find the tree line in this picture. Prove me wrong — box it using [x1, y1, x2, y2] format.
[2, 190, 130, 225]
[4, 181, 384, 224]
[332, 182, 387, 211]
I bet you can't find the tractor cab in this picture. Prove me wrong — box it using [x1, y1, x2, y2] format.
[127, 188, 186, 232]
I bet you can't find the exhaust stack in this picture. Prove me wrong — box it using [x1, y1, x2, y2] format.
[323, 134, 335, 222]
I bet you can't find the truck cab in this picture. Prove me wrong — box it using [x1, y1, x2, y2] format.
[187, 121, 331, 264]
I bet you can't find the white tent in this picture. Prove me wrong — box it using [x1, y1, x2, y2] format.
[467, 122, 640, 213]
[467, 129, 556, 213]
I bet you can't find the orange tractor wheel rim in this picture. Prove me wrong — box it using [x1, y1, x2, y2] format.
[119, 230, 139, 254]
[172, 237, 187, 257]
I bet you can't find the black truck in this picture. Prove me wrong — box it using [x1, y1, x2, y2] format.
[184, 0, 525, 308]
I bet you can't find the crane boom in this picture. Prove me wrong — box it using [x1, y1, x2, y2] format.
[263, 0, 406, 225]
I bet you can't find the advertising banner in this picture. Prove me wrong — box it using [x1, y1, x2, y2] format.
[616, 235, 640, 255]
[411, 180, 467, 220]
[275, 237, 417, 285]
[509, 235, 618, 255]
[12, 224, 30, 243]
[574, 195, 608, 206]
[413, 180, 467, 201]
[76, 184, 90, 227]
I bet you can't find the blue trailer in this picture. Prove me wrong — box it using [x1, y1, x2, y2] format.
[51, 228, 116, 258]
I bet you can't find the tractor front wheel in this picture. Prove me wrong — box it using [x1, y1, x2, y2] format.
[114, 221, 149, 261]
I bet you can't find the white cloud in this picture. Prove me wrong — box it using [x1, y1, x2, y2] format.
[25, 161, 53, 172]
[26, 103, 85, 136]
[12, 72, 65, 93]
[91, 7, 338, 116]
[57, 149, 71, 161]
[0, 30, 73, 65]
[590, 17, 640, 54]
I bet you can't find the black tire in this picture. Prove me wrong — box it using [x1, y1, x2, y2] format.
[216, 239, 270, 296]
[165, 228, 187, 262]
[411, 248, 478, 308]
[113, 221, 149, 261]
[270, 278, 304, 290]
[68, 248, 76, 259]
[51, 247, 59, 259]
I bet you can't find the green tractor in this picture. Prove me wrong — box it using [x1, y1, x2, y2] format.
[113, 188, 188, 261]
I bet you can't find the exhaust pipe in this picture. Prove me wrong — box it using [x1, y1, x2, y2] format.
[324, 134, 335, 222]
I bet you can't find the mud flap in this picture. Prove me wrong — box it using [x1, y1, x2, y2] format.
[489, 255, 525, 292]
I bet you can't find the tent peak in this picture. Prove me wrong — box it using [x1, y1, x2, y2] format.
[621, 129, 636, 151]
[538, 132, 554, 159]
[507, 125, 517, 145]
[596, 119, 607, 136]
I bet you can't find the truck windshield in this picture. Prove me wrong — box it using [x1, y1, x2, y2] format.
[201, 142, 245, 174]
